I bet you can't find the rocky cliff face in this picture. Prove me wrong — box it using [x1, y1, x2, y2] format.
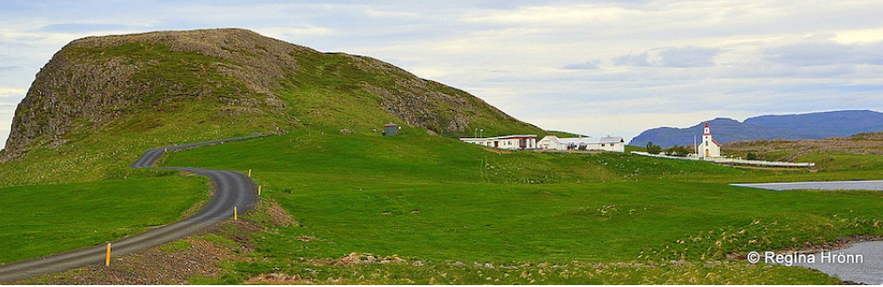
[4, 29, 300, 158]
[3, 28, 539, 160]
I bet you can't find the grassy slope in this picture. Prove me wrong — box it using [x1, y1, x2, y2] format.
[272, 50, 543, 138]
[0, 172, 208, 264]
[164, 127, 883, 284]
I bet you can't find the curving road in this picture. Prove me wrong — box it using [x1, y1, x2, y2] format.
[0, 137, 258, 283]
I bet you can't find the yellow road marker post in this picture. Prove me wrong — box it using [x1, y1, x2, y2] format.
[247, 169, 252, 177]
[105, 243, 112, 266]
[234, 207, 238, 221]
[258, 185, 262, 196]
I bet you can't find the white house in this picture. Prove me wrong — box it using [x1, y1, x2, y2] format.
[696, 122, 721, 157]
[460, 135, 537, 150]
[537, 135, 625, 153]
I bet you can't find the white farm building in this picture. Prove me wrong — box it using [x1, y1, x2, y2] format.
[537, 135, 625, 153]
[460, 135, 537, 150]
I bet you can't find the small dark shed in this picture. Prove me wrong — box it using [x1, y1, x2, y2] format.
[383, 123, 399, 136]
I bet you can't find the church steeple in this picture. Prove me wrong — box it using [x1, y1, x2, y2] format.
[698, 122, 720, 158]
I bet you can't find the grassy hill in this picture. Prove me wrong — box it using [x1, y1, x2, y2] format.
[3, 29, 883, 284]
[1, 28, 541, 187]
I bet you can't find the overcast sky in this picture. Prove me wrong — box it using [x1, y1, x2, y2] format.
[2, 1, 883, 148]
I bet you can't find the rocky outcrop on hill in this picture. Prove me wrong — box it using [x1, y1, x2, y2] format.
[3, 28, 539, 160]
[4, 29, 300, 158]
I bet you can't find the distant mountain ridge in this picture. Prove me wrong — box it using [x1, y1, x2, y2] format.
[629, 110, 883, 148]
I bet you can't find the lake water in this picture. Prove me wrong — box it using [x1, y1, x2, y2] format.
[731, 180, 883, 191]
[732, 180, 883, 284]
[791, 241, 883, 285]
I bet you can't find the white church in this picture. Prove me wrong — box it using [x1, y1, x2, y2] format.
[696, 122, 721, 158]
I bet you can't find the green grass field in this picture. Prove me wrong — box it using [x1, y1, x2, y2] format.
[162, 127, 883, 284]
[0, 172, 209, 264]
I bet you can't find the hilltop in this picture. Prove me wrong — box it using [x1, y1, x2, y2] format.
[629, 110, 883, 148]
[0, 28, 541, 185]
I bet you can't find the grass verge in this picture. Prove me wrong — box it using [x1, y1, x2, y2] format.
[0, 173, 208, 264]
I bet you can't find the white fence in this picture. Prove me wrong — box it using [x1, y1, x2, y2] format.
[631, 152, 815, 168]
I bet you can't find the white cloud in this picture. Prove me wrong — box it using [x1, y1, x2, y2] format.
[614, 52, 652, 67]
[0, 131, 8, 150]
[0, 88, 26, 98]
[562, 60, 600, 70]
[0, 88, 26, 105]
[463, 4, 642, 26]
[657, 47, 721, 68]
[38, 22, 150, 34]
[764, 40, 883, 66]
[834, 28, 883, 44]
[365, 8, 421, 19]
[1, 0, 883, 143]
[0, 88, 25, 149]
[0, 106, 13, 150]
[258, 26, 338, 40]
[612, 47, 721, 68]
